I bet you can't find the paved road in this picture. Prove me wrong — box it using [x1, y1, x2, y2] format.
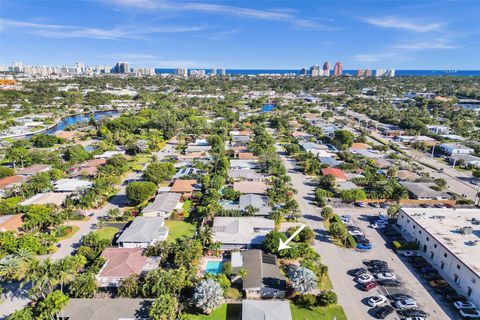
[0, 143, 175, 318]
[277, 145, 452, 320]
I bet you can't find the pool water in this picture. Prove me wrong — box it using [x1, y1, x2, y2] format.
[205, 261, 225, 275]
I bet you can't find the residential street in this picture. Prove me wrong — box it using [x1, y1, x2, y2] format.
[277, 145, 453, 320]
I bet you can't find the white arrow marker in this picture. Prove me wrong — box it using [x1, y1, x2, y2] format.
[278, 224, 306, 251]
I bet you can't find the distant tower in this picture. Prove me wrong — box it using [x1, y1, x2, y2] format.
[323, 61, 330, 76]
[300, 68, 307, 75]
[310, 65, 320, 77]
[333, 62, 343, 76]
[115, 62, 129, 74]
[365, 69, 372, 77]
[356, 69, 365, 77]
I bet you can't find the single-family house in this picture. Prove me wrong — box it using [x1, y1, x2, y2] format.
[61, 298, 153, 320]
[242, 300, 292, 320]
[318, 157, 341, 167]
[222, 194, 271, 216]
[427, 125, 451, 135]
[439, 143, 474, 156]
[350, 143, 371, 150]
[20, 192, 70, 206]
[54, 179, 92, 192]
[0, 214, 23, 232]
[213, 217, 275, 250]
[231, 135, 251, 147]
[170, 179, 200, 197]
[234, 181, 268, 194]
[96, 248, 148, 287]
[401, 183, 451, 200]
[396, 170, 421, 182]
[16, 164, 52, 177]
[117, 217, 169, 248]
[173, 167, 202, 180]
[448, 154, 480, 168]
[230, 160, 259, 170]
[0, 175, 25, 198]
[228, 169, 265, 182]
[232, 250, 286, 299]
[94, 150, 126, 159]
[142, 192, 181, 218]
[321, 168, 348, 181]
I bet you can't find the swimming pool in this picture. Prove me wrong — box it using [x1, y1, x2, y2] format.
[205, 261, 225, 275]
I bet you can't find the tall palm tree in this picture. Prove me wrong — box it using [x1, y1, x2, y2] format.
[198, 227, 213, 250]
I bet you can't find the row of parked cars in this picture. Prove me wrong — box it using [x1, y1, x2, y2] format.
[401, 252, 480, 319]
[349, 259, 429, 320]
[340, 214, 373, 250]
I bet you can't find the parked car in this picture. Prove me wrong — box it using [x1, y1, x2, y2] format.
[460, 308, 480, 319]
[401, 250, 418, 257]
[388, 293, 413, 302]
[357, 273, 375, 284]
[371, 222, 388, 229]
[349, 268, 368, 277]
[378, 279, 401, 287]
[375, 272, 397, 280]
[355, 202, 367, 207]
[340, 215, 352, 221]
[374, 305, 395, 319]
[349, 229, 364, 236]
[364, 260, 388, 267]
[445, 293, 467, 302]
[398, 309, 428, 318]
[369, 266, 391, 273]
[368, 295, 388, 307]
[362, 281, 378, 291]
[395, 298, 418, 309]
[402, 317, 427, 320]
[421, 266, 437, 274]
[435, 285, 456, 294]
[380, 202, 389, 208]
[454, 301, 476, 310]
[369, 202, 380, 208]
[354, 235, 370, 244]
[357, 242, 373, 250]
[423, 273, 442, 281]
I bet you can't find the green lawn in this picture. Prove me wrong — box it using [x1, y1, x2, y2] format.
[94, 227, 119, 242]
[319, 274, 333, 290]
[182, 200, 192, 218]
[290, 303, 347, 320]
[56, 225, 80, 241]
[183, 304, 227, 320]
[131, 153, 152, 170]
[165, 220, 196, 242]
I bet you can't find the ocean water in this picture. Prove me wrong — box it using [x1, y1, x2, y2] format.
[155, 68, 480, 77]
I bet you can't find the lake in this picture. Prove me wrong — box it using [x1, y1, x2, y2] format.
[46, 110, 119, 134]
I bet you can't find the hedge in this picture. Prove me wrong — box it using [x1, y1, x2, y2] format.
[346, 234, 357, 248]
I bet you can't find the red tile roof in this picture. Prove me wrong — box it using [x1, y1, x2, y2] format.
[99, 248, 147, 278]
[0, 175, 25, 190]
[170, 179, 198, 193]
[321, 168, 348, 180]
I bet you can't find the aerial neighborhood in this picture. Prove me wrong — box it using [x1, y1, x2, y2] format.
[0, 70, 479, 320]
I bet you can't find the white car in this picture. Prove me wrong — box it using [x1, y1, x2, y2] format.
[454, 301, 476, 309]
[368, 295, 387, 307]
[378, 213, 388, 220]
[371, 223, 387, 229]
[460, 308, 480, 318]
[356, 273, 374, 284]
[395, 298, 417, 309]
[403, 317, 427, 320]
[375, 272, 397, 280]
[348, 229, 363, 236]
[402, 250, 418, 257]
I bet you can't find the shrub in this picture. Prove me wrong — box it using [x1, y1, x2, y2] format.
[296, 294, 317, 308]
[392, 240, 419, 250]
[316, 291, 338, 306]
[346, 234, 357, 248]
[321, 207, 334, 220]
[224, 287, 241, 299]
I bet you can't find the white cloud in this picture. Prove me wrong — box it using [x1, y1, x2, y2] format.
[108, 0, 334, 30]
[363, 16, 443, 32]
[395, 39, 459, 50]
[0, 18, 209, 40]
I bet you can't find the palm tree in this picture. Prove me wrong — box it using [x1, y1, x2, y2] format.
[198, 226, 213, 251]
[0, 256, 20, 279]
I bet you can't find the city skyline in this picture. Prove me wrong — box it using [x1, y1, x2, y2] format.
[1, 0, 479, 69]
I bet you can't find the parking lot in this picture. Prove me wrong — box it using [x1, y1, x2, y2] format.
[333, 206, 458, 320]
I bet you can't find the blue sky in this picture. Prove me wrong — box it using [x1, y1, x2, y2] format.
[1, 0, 479, 69]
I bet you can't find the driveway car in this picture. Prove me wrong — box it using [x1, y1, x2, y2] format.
[362, 281, 378, 292]
[454, 301, 476, 309]
[355, 202, 367, 207]
[368, 295, 388, 307]
[395, 298, 418, 309]
[460, 308, 480, 319]
[375, 272, 397, 280]
[388, 293, 413, 302]
[374, 305, 395, 319]
[357, 273, 374, 284]
[349, 229, 364, 236]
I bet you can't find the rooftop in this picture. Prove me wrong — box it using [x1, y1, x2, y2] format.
[16, 164, 51, 176]
[142, 192, 181, 214]
[213, 217, 274, 246]
[400, 207, 480, 277]
[117, 217, 167, 243]
[61, 298, 152, 320]
[234, 181, 269, 194]
[321, 168, 348, 180]
[20, 192, 70, 206]
[242, 300, 292, 320]
[170, 179, 198, 193]
[0, 175, 25, 190]
[99, 247, 147, 278]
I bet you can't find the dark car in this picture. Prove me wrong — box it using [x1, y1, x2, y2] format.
[364, 260, 388, 267]
[421, 266, 438, 274]
[398, 309, 428, 318]
[445, 293, 467, 302]
[378, 279, 401, 287]
[388, 293, 413, 302]
[380, 202, 389, 208]
[435, 285, 455, 294]
[374, 305, 395, 319]
[407, 256, 427, 263]
[423, 273, 442, 281]
[354, 236, 370, 244]
[349, 268, 368, 277]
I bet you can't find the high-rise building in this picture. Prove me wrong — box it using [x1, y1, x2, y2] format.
[219, 68, 226, 76]
[365, 69, 372, 77]
[333, 62, 343, 77]
[115, 62, 129, 74]
[356, 69, 365, 77]
[300, 68, 307, 75]
[211, 68, 217, 76]
[175, 68, 188, 77]
[375, 69, 387, 77]
[386, 69, 395, 77]
[323, 61, 330, 76]
[310, 65, 320, 77]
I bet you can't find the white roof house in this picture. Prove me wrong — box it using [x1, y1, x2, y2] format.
[117, 217, 168, 248]
[242, 300, 292, 320]
[439, 143, 474, 156]
[230, 160, 259, 170]
[54, 179, 92, 192]
[94, 150, 126, 159]
[212, 217, 275, 250]
[142, 193, 181, 218]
